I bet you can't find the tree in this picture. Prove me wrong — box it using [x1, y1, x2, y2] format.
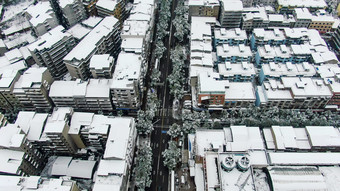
[162, 140, 181, 170]
[134, 144, 153, 190]
[167, 123, 183, 138]
[136, 110, 154, 135]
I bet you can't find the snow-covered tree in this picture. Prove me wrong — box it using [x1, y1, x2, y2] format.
[172, 0, 189, 42]
[167, 123, 182, 138]
[150, 69, 161, 87]
[134, 144, 153, 190]
[136, 110, 154, 135]
[162, 140, 181, 170]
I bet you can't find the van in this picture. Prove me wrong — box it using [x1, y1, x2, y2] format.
[181, 176, 185, 184]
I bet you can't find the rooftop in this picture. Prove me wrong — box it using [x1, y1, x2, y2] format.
[90, 54, 114, 70]
[25, 1, 55, 27]
[28, 26, 69, 51]
[277, 0, 327, 8]
[221, 0, 243, 11]
[96, 0, 117, 12]
[0, 149, 24, 174]
[225, 82, 256, 100]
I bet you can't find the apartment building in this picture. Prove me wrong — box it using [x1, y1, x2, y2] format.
[188, 0, 220, 19]
[217, 62, 256, 82]
[89, 54, 114, 79]
[0, 175, 80, 190]
[111, 53, 142, 110]
[96, 0, 129, 24]
[294, 8, 312, 28]
[214, 28, 247, 47]
[49, 79, 113, 112]
[57, 0, 87, 28]
[24, 1, 59, 36]
[41, 107, 78, 154]
[0, 69, 22, 111]
[12, 67, 54, 112]
[219, 0, 243, 29]
[82, 0, 99, 16]
[216, 44, 252, 63]
[256, 77, 332, 109]
[309, 13, 335, 34]
[241, 7, 269, 31]
[64, 16, 121, 80]
[259, 62, 316, 84]
[333, 24, 340, 51]
[28, 26, 76, 79]
[0, 124, 45, 175]
[276, 0, 327, 14]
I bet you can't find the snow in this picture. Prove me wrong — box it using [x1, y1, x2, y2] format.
[86, 79, 112, 98]
[0, 149, 24, 175]
[205, 153, 220, 190]
[64, 16, 119, 64]
[225, 82, 256, 101]
[25, 1, 55, 27]
[58, 0, 76, 9]
[268, 152, 340, 165]
[14, 111, 35, 133]
[26, 113, 48, 141]
[66, 24, 91, 40]
[1, 0, 34, 22]
[198, 72, 226, 93]
[90, 54, 114, 70]
[253, 169, 270, 191]
[67, 159, 97, 179]
[194, 164, 205, 191]
[28, 26, 69, 51]
[268, 166, 327, 191]
[305, 126, 340, 148]
[97, 160, 126, 176]
[96, 0, 117, 12]
[121, 37, 143, 53]
[0, 124, 24, 148]
[218, 62, 256, 78]
[0, 69, 19, 88]
[225, 126, 265, 151]
[81, 17, 103, 28]
[51, 156, 72, 176]
[49, 80, 87, 98]
[221, 0, 243, 11]
[5, 48, 24, 64]
[277, 0, 327, 8]
[69, 112, 94, 134]
[195, 129, 225, 156]
[319, 167, 340, 191]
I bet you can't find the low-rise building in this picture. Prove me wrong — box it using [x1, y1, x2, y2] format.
[188, 0, 220, 19]
[309, 13, 335, 34]
[89, 54, 114, 79]
[64, 16, 121, 80]
[13, 67, 54, 112]
[217, 62, 256, 82]
[28, 26, 76, 79]
[216, 44, 252, 63]
[276, 0, 327, 14]
[241, 7, 269, 31]
[214, 28, 247, 47]
[24, 1, 59, 36]
[0, 69, 22, 111]
[57, 0, 87, 28]
[294, 8, 312, 28]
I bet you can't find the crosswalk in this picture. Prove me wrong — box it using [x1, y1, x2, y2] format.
[156, 108, 173, 117]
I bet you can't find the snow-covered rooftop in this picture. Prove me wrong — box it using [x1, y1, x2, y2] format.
[306, 126, 340, 148]
[191, 17, 216, 41]
[0, 69, 19, 89]
[195, 129, 225, 156]
[13, 67, 48, 90]
[198, 72, 226, 93]
[214, 28, 247, 41]
[268, 152, 340, 165]
[96, 0, 117, 12]
[224, 126, 264, 151]
[294, 8, 312, 20]
[111, 53, 142, 89]
[64, 16, 119, 64]
[0, 124, 24, 149]
[90, 54, 114, 70]
[261, 62, 316, 78]
[86, 79, 112, 98]
[28, 26, 69, 51]
[66, 24, 91, 40]
[277, 0, 327, 8]
[218, 62, 256, 78]
[225, 82, 255, 101]
[44, 108, 72, 134]
[221, 0, 243, 11]
[0, 149, 24, 174]
[216, 44, 252, 59]
[25, 1, 55, 27]
[188, 0, 220, 6]
[81, 16, 103, 28]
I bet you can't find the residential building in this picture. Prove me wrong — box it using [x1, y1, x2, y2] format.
[89, 54, 114, 79]
[188, 0, 220, 19]
[49, 79, 113, 112]
[241, 7, 269, 31]
[57, 0, 87, 28]
[294, 8, 312, 28]
[24, 1, 59, 36]
[13, 67, 54, 112]
[214, 28, 247, 47]
[219, 0, 243, 28]
[96, 0, 129, 24]
[41, 107, 78, 154]
[259, 62, 316, 84]
[217, 62, 256, 82]
[0, 113, 7, 128]
[28, 26, 76, 79]
[0, 175, 80, 190]
[64, 16, 121, 80]
[0, 69, 22, 111]
[111, 53, 143, 110]
[252, 0, 276, 6]
[50, 157, 97, 179]
[333, 24, 340, 51]
[267, 14, 296, 28]
[309, 13, 335, 34]
[216, 44, 252, 63]
[82, 0, 99, 16]
[0, 123, 45, 175]
[276, 0, 327, 14]
[256, 77, 332, 109]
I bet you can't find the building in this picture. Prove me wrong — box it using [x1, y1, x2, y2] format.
[28, 26, 76, 79]
[24, 1, 59, 36]
[40, 107, 78, 154]
[294, 8, 312, 28]
[241, 7, 269, 31]
[49, 79, 113, 112]
[214, 28, 247, 47]
[309, 13, 335, 34]
[50, 157, 97, 179]
[216, 44, 252, 63]
[64, 16, 121, 80]
[57, 0, 87, 28]
[0, 112, 7, 128]
[0, 69, 22, 111]
[333, 24, 340, 51]
[111, 53, 143, 110]
[0, 175, 80, 190]
[256, 77, 332, 109]
[12, 67, 54, 112]
[188, 0, 220, 19]
[89, 54, 114, 79]
[259, 62, 316, 84]
[276, 0, 327, 14]
[217, 62, 256, 82]
[0, 123, 45, 175]
[96, 0, 129, 24]
[219, 0, 243, 28]
[82, 0, 99, 16]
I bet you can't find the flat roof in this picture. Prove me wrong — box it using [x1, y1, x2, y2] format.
[268, 152, 340, 165]
[90, 54, 114, 70]
[96, 0, 117, 11]
[25, 1, 55, 27]
[97, 159, 126, 176]
[225, 82, 255, 100]
[28, 26, 69, 51]
[306, 126, 340, 148]
[0, 149, 24, 174]
[221, 0, 243, 11]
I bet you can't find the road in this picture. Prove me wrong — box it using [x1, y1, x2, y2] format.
[147, 0, 178, 190]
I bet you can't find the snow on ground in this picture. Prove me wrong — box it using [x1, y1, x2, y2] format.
[253, 169, 270, 191]
[1, 0, 34, 22]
